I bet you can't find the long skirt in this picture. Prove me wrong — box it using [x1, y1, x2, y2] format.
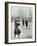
[14, 28, 21, 35]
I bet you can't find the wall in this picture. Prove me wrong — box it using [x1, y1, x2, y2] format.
[0, 0, 37, 46]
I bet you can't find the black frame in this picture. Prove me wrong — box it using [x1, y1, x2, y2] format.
[5, 2, 36, 44]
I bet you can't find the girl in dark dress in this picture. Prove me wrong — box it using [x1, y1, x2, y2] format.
[22, 19, 24, 26]
[25, 20, 28, 28]
[14, 20, 21, 38]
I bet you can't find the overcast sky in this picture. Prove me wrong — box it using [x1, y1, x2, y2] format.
[11, 6, 32, 18]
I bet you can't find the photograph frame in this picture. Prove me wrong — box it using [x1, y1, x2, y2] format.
[5, 2, 36, 44]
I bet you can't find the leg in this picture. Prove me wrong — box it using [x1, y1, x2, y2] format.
[14, 34, 16, 39]
[18, 34, 20, 38]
